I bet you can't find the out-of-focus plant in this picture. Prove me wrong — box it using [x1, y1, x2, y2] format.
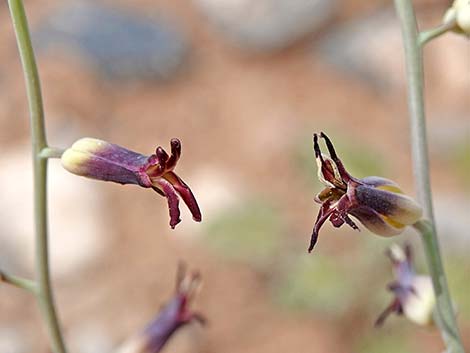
[3, 1, 202, 352]
[375, 244, 435, 327]
[115, 264, 204, 353]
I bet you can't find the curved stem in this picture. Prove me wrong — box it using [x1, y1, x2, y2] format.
[7, 1, 67, 352]
[394, 0, 464, 352]
[419, 19, 457, 46]
[1, 270, 38, 294]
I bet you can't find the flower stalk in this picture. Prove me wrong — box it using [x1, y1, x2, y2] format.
[0, 270, 38, 294]
[393, 0, 464, 351]
[7, 1, 67, 352]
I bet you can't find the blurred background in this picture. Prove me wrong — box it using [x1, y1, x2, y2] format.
[0, 0, 469, 352]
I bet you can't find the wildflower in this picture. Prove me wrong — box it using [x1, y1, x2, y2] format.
[443, 0, 470, 35]
[61, 137, 202, 229]
[375, 244, 435, 327]
[309, 132, 422, 252]
[115, 264, 205, 353]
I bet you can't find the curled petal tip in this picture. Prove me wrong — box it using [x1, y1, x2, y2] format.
[170, 138, 181, 150]
[156, 147, 169, 163]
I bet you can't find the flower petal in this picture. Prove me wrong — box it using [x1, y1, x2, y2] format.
[349, 206, 404, 237]
[61, 138, 151, 186]
[163, 172, 202, 222]
[402, 276, 435, 326]
[166, 138, 181, 171]
[309, 201, 335, 252]
[375, 297, 403, 327]
[353, 185, 422, 226]
[360, 176, 403, 194]
[154, 179, 181, 229]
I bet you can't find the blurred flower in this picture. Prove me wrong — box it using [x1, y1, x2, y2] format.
[444, 0, 470, 35]
[309, 132, 422, 252]
[375, 244, 435, 327]
[115, 264, 205, 353]
[61, 137, 201, 229]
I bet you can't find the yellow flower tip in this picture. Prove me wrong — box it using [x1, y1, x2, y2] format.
[61, 137, 112, 176]
[389, 244, 406, 262]
[388, 194, 423, 226]
[70, 137, 109, 153]
[61, 148, 93, 176]
[403, 276, 436, 326]
[444, 0, 470, 34]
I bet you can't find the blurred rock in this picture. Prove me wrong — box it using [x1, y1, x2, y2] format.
[33, 3, 189, 81]
[194, 0, 336, 51]
[316, 10, 404, 90]
[69, 323, 113, 353]
[0, 145, 107, 278]
[0, 326, 29, 353]
[317, 9, 470, 96]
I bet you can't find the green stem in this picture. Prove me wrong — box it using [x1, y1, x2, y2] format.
[419, 19, 457, 46]
[394, 0, 464, 352]
[40, 147, 65, 159]
[1, 271, 38, 294]
[7, 1, 67, 352]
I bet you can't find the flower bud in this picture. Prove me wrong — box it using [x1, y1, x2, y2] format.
[308, 133, 422, 252]
[375, 244, 436, 327]
[62, 137, 201, 229]
[444, 0, 470, 35]
[115, 264, 204, 353]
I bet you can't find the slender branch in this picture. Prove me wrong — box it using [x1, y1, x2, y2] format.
[420, 19, 457, 46]
[394, 0, 464, 352]
[1, 270, 38, 293]
[7, 1, 67, 353]
[40, 147, 65, 159]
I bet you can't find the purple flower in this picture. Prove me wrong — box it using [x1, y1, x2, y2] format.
[61, 137, 201, 229]
[375, 244, 435, 327]
[309, 133, 422, 252]
[116, 264, 205, 353]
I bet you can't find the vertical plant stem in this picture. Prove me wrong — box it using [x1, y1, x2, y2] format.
[393, 0, 464, 352]
[7, 1, 67, 352]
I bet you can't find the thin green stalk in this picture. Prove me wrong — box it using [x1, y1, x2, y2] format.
[419, 19, 457, 46]
[1, 271, 38, 293]
[393, 0, 464, 352]
[7, 1, 67, 352]
[40, 147, 65, 159]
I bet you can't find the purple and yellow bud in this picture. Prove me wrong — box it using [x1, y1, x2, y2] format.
[309, 133, 422, 252]
[375, 244, 436, 327]
[62, 137, 202, 229]
[115, 265, 204, 353]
